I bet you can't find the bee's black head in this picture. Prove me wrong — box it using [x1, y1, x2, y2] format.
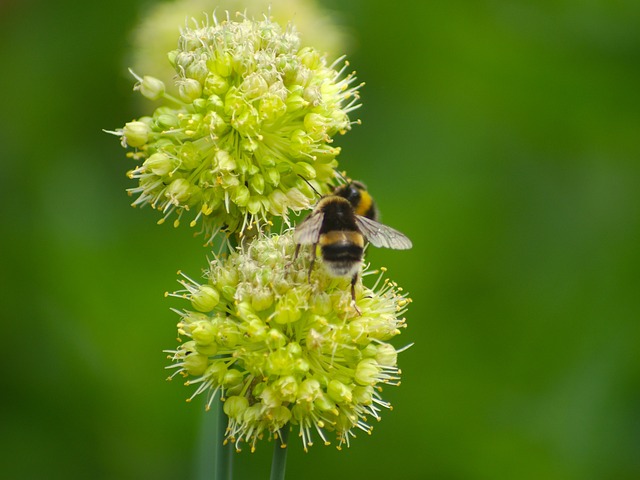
[334, 181, 365, 206]
[333, 181, 377, 221]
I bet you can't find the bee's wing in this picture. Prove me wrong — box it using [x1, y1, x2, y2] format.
[355, 215, 413, 250]
[293, 211, 324, 245]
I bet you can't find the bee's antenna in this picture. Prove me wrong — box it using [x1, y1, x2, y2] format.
[334, 170, 351, 185]
[297, 174, 322, 197]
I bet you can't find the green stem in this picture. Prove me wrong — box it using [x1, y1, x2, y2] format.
[269, 425, 290, 480]
[195, 397, 216, 480]
[215, 236, 237, 480]
[195, 390, 234, 480]
[197, 236, 238, 480]
[215, 394, 234, 480]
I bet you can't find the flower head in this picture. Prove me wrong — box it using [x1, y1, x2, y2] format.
[113, 15, 361, 241]
[165, 231, 410, 451]
[129, 0, 351, 91]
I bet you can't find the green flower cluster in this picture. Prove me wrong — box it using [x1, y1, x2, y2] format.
[129, 0, 350, 92]
[115, 15, 361, 242]
[165, 232, 410, 451]
[110, 11, 412, 454]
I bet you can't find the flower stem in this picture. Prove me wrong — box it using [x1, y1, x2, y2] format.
[214, 236, 237, 480]
[197, 238, 237, 480]
[195, 390, 233, 480]
[195, 397, 216, 480]
[269, 426, 290, 480]
[215, 393, 233, 480]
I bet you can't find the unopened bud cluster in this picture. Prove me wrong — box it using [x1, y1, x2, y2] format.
[165, 232, 410, 451]
[130, 0, 350, 93]
[114, 15, 361, 242]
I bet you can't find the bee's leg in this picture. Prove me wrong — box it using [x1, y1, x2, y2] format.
[307, 244, 317, 282]
[351, 273, 361, 315]
[286, 244, 302, 272]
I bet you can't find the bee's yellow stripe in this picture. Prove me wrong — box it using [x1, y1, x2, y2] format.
[354, 190, 373, 217]
[319, 231, 364, 248]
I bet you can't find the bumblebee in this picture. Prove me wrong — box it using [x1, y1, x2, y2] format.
[293, 181, 412, 307]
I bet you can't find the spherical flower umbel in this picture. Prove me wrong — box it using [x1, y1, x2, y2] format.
[165, 231, 410, 451]
[129, 0, 351, 91]
[114, 14, 362, 242]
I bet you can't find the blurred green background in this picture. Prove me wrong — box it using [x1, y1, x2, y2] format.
[1, 0, 639, 478]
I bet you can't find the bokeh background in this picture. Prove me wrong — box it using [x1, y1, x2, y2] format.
[1, 0, 639, 478]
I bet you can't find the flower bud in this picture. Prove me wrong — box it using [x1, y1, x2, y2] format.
[266, 328, 287, 349]
[293, 161, 316, 180]
[287, 342, 302, 357]
[216, 322, 240, 348]
[270, 406, 292, 429]
[311, 292, 332, 315]
[224, 395, 249, 419]
[259, 386, 281, 408]
[294, 358, 310, 373]
[138, 75, 165, 100]
[264, 168, 280, 186]
[328, 379, 352, 404]
[352, 385, 374, 405]
[246, 319, 267, 341]
[291, 402, 312, 422]
[303, 86, 322, 107]
[273, 292, 302, 324]
[298, 47, 322, 69]
[274, 375, 298, 403]
[267, 350, 294, 376]
[259, 94, 287, 122]
[144, 152, 173, 176]
[208, 51, 233, 77]
[178, 78, 203, 103]
[191, 320, 216, 346]
[205, 361, 228, 384]
[267, 189, 288, 215]
[376, 344, 398, 367]
[177, 142, 201, 169]
[247, 197, 263, 215]
[355, 359, 380, 386]
[165, 178, 192, 204]
[249, 174, 265, 195]
[195, 343, 218, 356]
[223, 369, 244, 388]
[186, 61, 209, 84]
[155, 113, 180, 129]
[204, 73, 229, 96]
[191, 284, 220, 312]
[235, 302, 260, 323]
[297, 379, 321, 403]
[183, 352, 208, 376]
[314, 392, 337, 412]
[251, 288, 273, 311]
[232, 185, 250, 207]
[241, 72, 268, 99]
[286, 188, 310, 209]
[123, 121, 151, 147]
[304, 113, 330, 139]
